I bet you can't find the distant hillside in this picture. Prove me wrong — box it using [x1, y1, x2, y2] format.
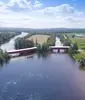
[0, 27, 85, 33]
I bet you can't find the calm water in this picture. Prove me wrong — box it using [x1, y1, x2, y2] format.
[0, 36, 85, 100]
[55, 37, 63, 46]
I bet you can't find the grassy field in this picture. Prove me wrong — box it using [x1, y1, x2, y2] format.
[73, 51, 85, 60]
[70, 36, 85, 61]
[71, 37, 85, 49]
[28, 35, 50, 45]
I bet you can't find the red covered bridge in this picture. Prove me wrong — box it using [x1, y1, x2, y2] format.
[50, 46, 70, 52]
[7, 46, 70, 55]
[7, 47, 37, 54]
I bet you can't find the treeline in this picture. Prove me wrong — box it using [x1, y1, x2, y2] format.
[28, 28, 85, 34]
[15, 38, 34, 49]
[60, 34, 78, 51]
[0, 32, 21, 45]
[0, 49, 10, 66]
[47, 35, 56, 46]
[79, 58, 85, 69]
[60, 35, 71, 46]
[36, 43, 51, 53]
[60, 34, 85, 69]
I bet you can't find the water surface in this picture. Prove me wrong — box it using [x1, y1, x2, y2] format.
[0, 54, 85, 100]
[55, 37, 63, 46]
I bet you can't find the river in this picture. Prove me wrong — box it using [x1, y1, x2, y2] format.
[0, 34, 85, 100]
[0, 32, 28, 51]
[55, 37, 63, 46]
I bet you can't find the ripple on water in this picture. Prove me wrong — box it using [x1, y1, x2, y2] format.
[15, 93, 41, 100]
[6, 80, 20, 85]
[27, 73, 51, 80]
[0, 80, 19, 93]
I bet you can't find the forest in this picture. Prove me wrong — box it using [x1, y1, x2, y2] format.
[0, 32, 21, 45]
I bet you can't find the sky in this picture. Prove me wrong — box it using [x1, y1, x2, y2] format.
[0, 0, 85, 28]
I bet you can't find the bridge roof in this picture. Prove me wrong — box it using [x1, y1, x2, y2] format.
[50, 46, 70, 49]
[7, 47, 37, 53]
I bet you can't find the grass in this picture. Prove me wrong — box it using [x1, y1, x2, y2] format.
[70, 37, 85, 60]
[73, 51, 85, 61]
[71, 37, 85, 49]
[71, 37, 85, 61]
[28, 35, 50, 45]
[73, 51, 85, 70]
[67, 35, 85, 62]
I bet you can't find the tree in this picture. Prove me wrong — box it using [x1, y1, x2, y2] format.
[79, 58, 85, 68]
[0, 49, 10, 64]
[63, 40, 71, 46]
[37, 43, 50, 53]
[35, 38, 38, 45]
[72, 35, 75, 38]
[0, 32, 20, 45]
[31, 39, 34, 46]
[72, 43, 78, 51]
[37, 44, 42, 52]
[15, 38, 34, 49]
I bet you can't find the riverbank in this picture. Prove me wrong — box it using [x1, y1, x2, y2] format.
[0, 49, 10, 66]
[0, 32, 28, 51]
[0, 32, 21, 46]
[67, 34, 85, 60]
[64, 34, 85, 69]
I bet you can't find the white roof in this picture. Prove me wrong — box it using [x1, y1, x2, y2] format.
[49, 46, 70, 48]
[7, 47, 37, 53]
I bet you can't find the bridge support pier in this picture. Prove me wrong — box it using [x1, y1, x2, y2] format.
[58, 49, 60, 53]
[64, 49, 69, 53]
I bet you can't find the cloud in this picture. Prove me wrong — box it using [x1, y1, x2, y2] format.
[0, 1, 4, 5]
[0, 1, 85, 28]
[40, 4, 83, 17]
[7, 0, 32, 10]
[0, 1, 12, 13]
[7, 0, 42, 10]
[34, 0, 42, 8]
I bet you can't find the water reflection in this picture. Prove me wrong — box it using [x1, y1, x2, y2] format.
[37, 52, 51, 59]
[0, 59, 10, 68]
[0, 53, 51, 67]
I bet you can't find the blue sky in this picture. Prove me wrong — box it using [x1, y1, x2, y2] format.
[0, 0, 85, 28]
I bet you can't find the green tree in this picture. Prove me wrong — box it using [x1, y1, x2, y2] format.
[79, 58, 85, 67]
[0, 32, 20, 45]
[63, 40, 71, 46]
[72, 35, 75, 38]
[35, 38, 38, 45]
[37, 43, 50, 53]
[71, 43, 78, 51]
[37, 44, 42, 51]
[0, 49, 10, 64]
[15, 38, 34, 49]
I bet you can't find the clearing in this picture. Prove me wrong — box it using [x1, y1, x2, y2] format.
[71, 37, 85, 49]
[28, 35, 50, 45]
